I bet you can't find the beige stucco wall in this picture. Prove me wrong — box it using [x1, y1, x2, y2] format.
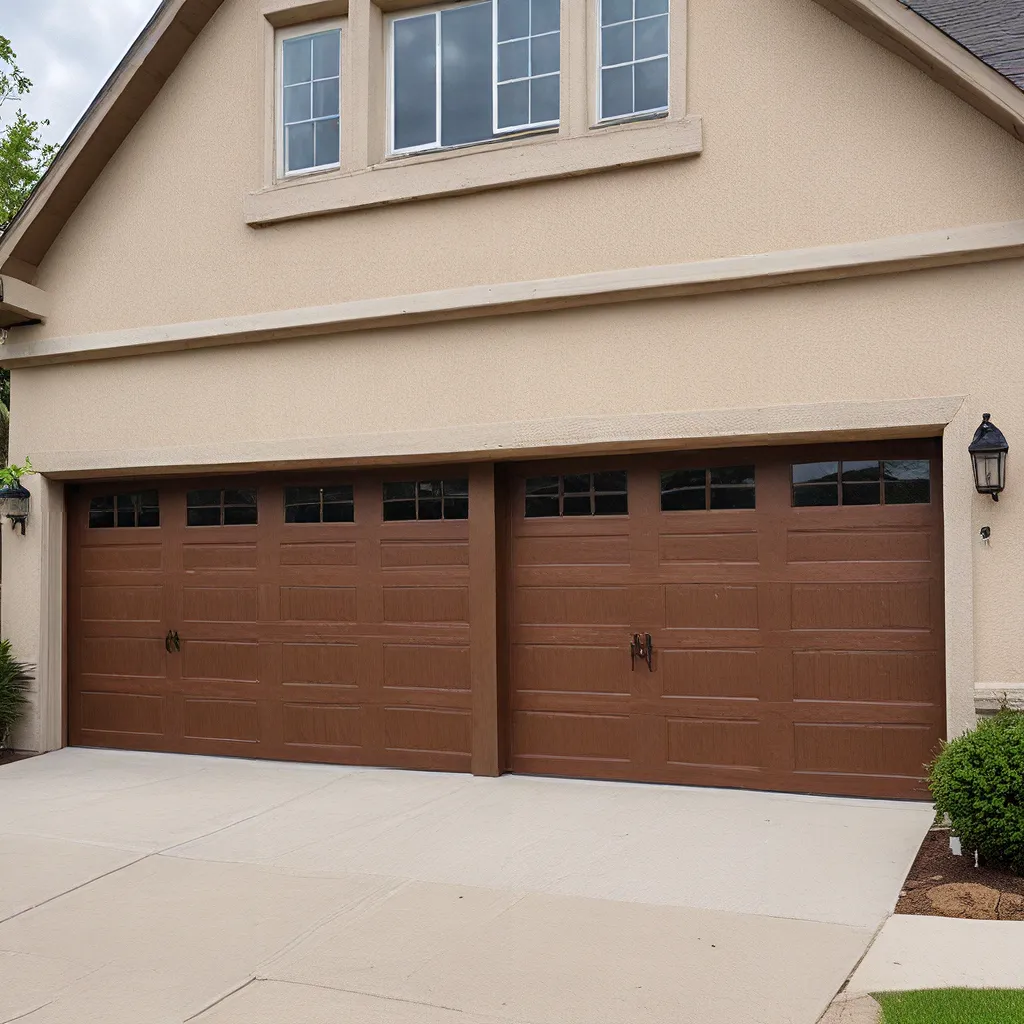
[5, 0, 1024, 751]
[15, 0, 1024, 340]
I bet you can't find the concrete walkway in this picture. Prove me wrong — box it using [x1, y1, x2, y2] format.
[847, 914, 1024, 994]
[0, 749, 933, 1024]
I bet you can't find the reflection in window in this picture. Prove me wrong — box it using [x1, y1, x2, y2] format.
[89, 491, 160, 529]
[525, 471, 628, 517]
[792, 460, 930, 507]
[383, 479, 469, 521]
[661, 466, 755, 512]
[285, 485, 354, 523]
[600, 0, 669, 121]
[282, 29, 341, 174]
[187, 489, 258, 526]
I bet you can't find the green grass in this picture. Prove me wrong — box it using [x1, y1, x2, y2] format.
[875, 989, 1024, 1023]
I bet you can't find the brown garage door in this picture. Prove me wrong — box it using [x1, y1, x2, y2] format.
[508, 441, 945, 799]
[68, 471, 474, 770]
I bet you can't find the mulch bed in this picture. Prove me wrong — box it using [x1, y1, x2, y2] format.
[0, 751, 34, 767]
[896, 826, 1024, 920]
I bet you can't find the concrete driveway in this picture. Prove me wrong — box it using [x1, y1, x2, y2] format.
[0, 750, 932, 1024]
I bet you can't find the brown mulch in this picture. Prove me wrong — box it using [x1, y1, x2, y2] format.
[0, 750, 34, 767]
[896, 826, 1024, 920]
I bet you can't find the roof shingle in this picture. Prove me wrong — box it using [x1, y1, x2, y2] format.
[900, 0, 1024, 90]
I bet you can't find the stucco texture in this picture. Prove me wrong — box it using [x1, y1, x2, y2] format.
[16, 0, 1024, 339]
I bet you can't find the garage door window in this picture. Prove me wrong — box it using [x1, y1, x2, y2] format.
[285, 485, 355, 523]
[525, 471, 628, 517]
[383, 479, 469, 521]
[792, 460, 930, 507]
[89, 491, 160, 529]
[661, 466, 755, 511]
[187, 489, 259, 526]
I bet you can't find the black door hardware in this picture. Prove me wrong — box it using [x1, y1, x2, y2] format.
[165, 630, 181, 654]
[630, 632, 653, 672]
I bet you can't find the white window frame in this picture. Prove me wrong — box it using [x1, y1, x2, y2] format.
[276, 18, 344, 179]
[387, 0, 560, 157]
[596, 0, 670, 125]
[491, 0, 561, 136]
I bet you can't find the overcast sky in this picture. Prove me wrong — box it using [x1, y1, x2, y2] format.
[1, 0, 161, 144]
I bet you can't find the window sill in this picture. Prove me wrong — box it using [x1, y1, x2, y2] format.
[244, 114, 703, 225]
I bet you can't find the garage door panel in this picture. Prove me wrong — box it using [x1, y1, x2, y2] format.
[78, 691, 166, 737]
[793, 650, 944, 703]
[279, 541, 358, 566]
[515, 586, 630, 626]
[664, 584, 760, 630]
[379, 539, 470, 568]
[81, 544, 164, 573]
[787, 529, 932, 565]
[281, 642, 360, 687]
[659, 649, 761, 699]
[513, 710, 632, 763]
[513, 644, 629, 696]
[182, 586, 259, 623]
[515, 534, 631, 568]
[659, 531, 760, 565]
[665, 718, 763, 770]
[181, 640, 260, 683]
[183, 698, 261, 743]
[790, 582, 932, 630]
[793, 722, 937, 778]
[81, 586, 163, 623]
[280, 585, 358, 622]
[382, 643, 471, 692]
[80, 636, 166, 679]
[182, 542, 259, 571]
[383, 586, 469, 624]
[281, 702, 366, 750]
[383, 706, 471, 759]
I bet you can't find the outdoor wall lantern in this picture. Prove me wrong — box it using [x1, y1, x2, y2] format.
[969, 413, 1008, 501]
[0, 482, 30, 533]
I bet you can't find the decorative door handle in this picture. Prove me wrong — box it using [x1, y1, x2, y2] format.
[629, 633, 654, 672]
[172, 631, 181, 653]
[165, 630, 182, 654]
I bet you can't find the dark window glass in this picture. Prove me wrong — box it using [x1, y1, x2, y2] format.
[661, 487, 705, 512]
[384, 499, 417, 522]
[842, 483, 881, 506]
[285, 485, 354, 524]
[524, 472, 628, 517]
[710, 486, 756, 510]
[525, 495, 560, 518]
[884, 460, 931, 505]
[793, 483, 840, 507]
[662, 466, 755, 512]
[563, 495, 592, 516]
[841, 460, 881, 482]
[187, 488, 258, 526]
[187, 506, 222, 527]
[89, 491, 159, 529]
[383, 479, 469, 521]
[793, 462, 839, 485]
[526, 476, 559, 496]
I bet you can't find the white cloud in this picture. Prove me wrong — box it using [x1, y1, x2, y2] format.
[1, 0, 161, 144]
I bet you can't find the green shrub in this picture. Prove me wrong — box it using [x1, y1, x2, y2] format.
[0, 640, 32, 751]
[930, 710, 1024, 874]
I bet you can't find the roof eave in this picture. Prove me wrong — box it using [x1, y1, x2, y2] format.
[813, 0, 1024, 143]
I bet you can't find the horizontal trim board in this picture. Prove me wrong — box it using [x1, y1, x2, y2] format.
[28, 395, 963, 477]
[5, 219, 1024, 368]
[245, 117, 703, 224]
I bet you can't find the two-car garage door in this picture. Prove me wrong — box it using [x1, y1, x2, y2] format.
[68, 441, 945, 798]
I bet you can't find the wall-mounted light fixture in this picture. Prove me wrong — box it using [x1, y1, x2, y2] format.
[0, 481, 30, 533]
[969, 413, 1008, 501]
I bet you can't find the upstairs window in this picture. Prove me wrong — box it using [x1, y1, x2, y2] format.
[599, 0, 668, 121]
[280, 26, 341, 175]
[390, 0, 560, 155]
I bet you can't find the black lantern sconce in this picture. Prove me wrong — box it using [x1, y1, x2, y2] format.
[969, 413, 1008, 501]
[0, 482, 31, 533]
